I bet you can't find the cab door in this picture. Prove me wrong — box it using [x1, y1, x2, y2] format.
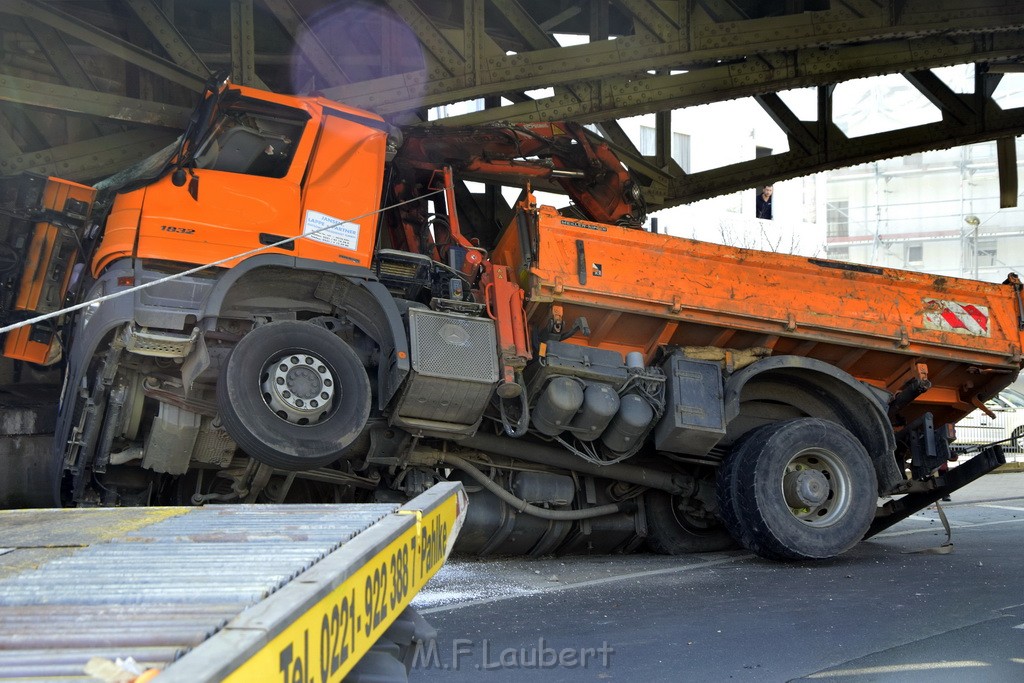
[298, 107, 390, 269]
[126, 102, 312, 271]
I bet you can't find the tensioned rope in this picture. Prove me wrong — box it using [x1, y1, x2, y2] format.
[0, 187, 448, 337]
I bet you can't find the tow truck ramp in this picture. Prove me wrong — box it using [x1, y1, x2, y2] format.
[0, 481, 466, 682]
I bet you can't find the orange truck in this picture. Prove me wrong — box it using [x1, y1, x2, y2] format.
[0, 77, 1018, 561]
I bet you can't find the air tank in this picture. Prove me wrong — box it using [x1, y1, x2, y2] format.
[601, 393, 655, 454]
[531, 376, 585, 436]
[569, 382, 620, 441]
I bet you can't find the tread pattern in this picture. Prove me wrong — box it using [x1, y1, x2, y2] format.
[719, 419, 876, 561]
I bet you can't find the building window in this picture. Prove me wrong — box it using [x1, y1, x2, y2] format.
[672, 132, 691, 173]
[905, 243, 923, 265]
[638, 126, 690, 172]
[755, 145, 772, 158]
[826, 200, 849, 239]
[977, 239, 997, 267]
[639, 125, 656, 156]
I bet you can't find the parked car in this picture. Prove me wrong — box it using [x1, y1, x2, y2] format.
[952, 389, 1024, 456]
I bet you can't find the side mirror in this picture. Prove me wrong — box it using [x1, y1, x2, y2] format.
[172, 168, 187, 187]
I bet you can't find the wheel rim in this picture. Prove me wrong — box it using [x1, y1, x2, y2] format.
[669, 498, 719, 535]
[780, 447, 852, 527]
[260, 351, 335, 426]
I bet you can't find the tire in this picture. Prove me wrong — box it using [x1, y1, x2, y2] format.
[645, 489, 737, 554]
[715, 426, 770, 543]
[217, 321, 371, 470]
[721, 418, 877, 561]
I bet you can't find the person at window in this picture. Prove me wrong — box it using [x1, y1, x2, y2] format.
[756, 184, 773, 220]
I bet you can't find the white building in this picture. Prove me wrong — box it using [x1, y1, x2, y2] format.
[824, 141, 1024, 282]
[639, 66, 1024, 283]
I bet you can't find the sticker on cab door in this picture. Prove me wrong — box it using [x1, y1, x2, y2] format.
[923, 299, 990, 337]
[304, 209, 360, 250]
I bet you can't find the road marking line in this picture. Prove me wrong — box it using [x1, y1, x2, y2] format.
[1014, 623, 1024, 630]
[418, 553, 754, 615]
[807, 661, 990, 678]
[874, 517, 1024, 539]
[978, 504, 1024, 512]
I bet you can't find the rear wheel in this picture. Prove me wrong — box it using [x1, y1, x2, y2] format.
[717, 418, 877, 561]
[217, 321, 371, 470]
[645, 489, 736, 554]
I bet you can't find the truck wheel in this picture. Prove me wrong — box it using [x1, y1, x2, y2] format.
[217, 321, 371, 470]
[645, 489, 736, 554]
[720, 418, 877, 561]
[715, 426, 768, 541]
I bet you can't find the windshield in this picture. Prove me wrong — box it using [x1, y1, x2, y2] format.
[177, 74, 236, 167]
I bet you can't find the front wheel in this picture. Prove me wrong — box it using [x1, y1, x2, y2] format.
[717, 418, 877, 561]
[217, 321, 371, 470]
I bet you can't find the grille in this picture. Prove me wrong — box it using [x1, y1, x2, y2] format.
[378, 260, 421, 278]
[393, 309, 498, 429]
[408, 308, 498, 383]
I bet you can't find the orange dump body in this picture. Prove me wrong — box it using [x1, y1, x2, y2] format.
[493, 204, 1024, 428]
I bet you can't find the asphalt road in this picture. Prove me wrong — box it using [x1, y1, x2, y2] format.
[410, 472, 1024, 682]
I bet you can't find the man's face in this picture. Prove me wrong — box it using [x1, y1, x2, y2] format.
[763, 186, 773, 197]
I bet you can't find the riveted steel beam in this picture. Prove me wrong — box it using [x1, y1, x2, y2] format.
[0, 74, 191, 127]
[611, 0, 680, 43]
[487, 0, 588, 122]
[594, 120, 674, 185]
[660, 99, 1024, 208]
[22, 18, 97, 90]
[328, 0, 1024, 115]
[20, 17, 108, 138]
[432, 31, 1024, 125]
[261, 0, 350, 89]
[3, 0, 205, 91]
[0, 104, 48, 152]
[0, 122, 20, 158]
[124, 0, 210, 78]
[5, 0, 1024, 213]
[490, 0, 559, 50]
[903, 69, 976, 125]
[0, 128, 176, 180]
[755, 93, 818, 156]
[384, 0, 466, 79]
[230, 0, 267, 88]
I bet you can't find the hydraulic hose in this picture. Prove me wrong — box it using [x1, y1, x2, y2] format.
[441, 454, 628, 520]
[459, 431, 692, 495]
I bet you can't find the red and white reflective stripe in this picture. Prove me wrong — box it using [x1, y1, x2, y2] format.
[923, 299, 991, 337]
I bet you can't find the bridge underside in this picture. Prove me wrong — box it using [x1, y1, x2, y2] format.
[1, 0, 1024, 214]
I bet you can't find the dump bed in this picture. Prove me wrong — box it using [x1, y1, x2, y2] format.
[494, 205, 1023, 427]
